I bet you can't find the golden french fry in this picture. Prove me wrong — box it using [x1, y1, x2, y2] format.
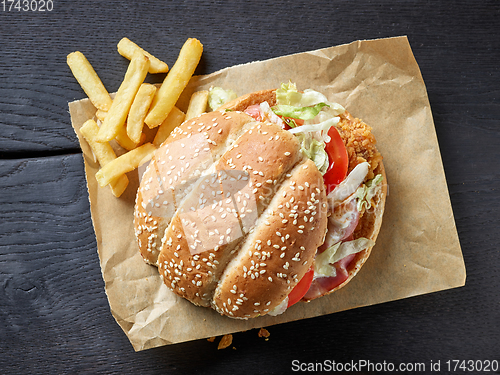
[153, 106, 185, 147]
[117, 37, 169, 74]
[96, 51, 150, 142]
[185, 90, 209, 121]
[79, 119, 129, 197]
[115, 125, 144, 151]
[67, 51, 113, 111]
[95, 143, 157, 187]
[127, 83, 157, 143]
[95, 105, 143, 150]
[145, 38, 203, 128]
[95, 102, 142, 150]
[95, 109, 107, 122]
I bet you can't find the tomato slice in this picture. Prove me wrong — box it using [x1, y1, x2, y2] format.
[282, 117, 304, 130]
[287, 267, 314, 307]
[245, 103, 348, 194]
[323, 126, 349, 194]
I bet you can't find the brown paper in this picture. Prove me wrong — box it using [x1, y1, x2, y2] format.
[68, 36, 466, 351]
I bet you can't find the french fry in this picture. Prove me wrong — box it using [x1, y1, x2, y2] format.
[185, 90, 209, 121]
[67, 51, 113, 111]
[127, 83, 157, 143]
[116, 125, 145, 151]
[96, 51, 150, 142]
[117, 37, 169, 74]
[153, 106, 185, 147]
[79, 119, 129, 197]
[95, 109, 107, 122]
[95, 102, 144, 150]
[94, 113, 141, 151]
[95, 143, 157, 187]
[144, 38, 203, 128]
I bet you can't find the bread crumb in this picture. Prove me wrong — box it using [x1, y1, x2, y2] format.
[207, 336, 216, 342]
[258, 327, 270, 338]
[217, 334, 233, 349]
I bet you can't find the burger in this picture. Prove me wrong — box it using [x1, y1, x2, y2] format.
[134, 82, 387, 319]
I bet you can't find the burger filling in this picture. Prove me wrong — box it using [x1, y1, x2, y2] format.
[209, 82, 383, 313]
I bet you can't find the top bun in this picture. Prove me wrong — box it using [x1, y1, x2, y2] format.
[134, 109, 328, 319]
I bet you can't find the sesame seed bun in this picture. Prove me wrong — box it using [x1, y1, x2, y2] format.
[134, 109, 328, 319]
[134, 89, 386, 318]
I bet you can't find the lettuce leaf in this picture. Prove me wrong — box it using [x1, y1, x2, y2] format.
[354, 174, 383, 211]
[314, 237, 376, 277]
[287, 117, 339, 136]
[327, 162, 370, 204]
[314, 242, 341, 277]
[272, 103, 329, 120]
[275, 81, 345, 115]
[276, 81, 302, 106]
[207, 87, 237, 111]
[296, 133, 329, 174]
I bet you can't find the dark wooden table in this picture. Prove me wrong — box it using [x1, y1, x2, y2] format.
[1, 1, 499, 374]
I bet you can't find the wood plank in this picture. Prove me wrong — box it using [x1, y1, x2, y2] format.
[0, 0, 499, 373]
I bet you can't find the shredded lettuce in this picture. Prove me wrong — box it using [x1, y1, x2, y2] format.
[315, 242, 341, 277]
[354, 174, 383, 211]
[287, 117, 339, 136]
[272, 103, 329, 120]
[275, 81, 345, 116]
[276, 81, 303, 106]
[296, 133, 329, 174]
[314, 237, 376, 277]
[208, 87, 237, 111]
[287, 116, 339, 175]
[327, 162, 370, 205]
[272, 82, 347, 173]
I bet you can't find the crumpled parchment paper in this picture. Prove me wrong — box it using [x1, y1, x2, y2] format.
[69, 36, 465, 351]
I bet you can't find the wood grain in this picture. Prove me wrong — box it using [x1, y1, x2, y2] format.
[0, 0, 499, 373]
